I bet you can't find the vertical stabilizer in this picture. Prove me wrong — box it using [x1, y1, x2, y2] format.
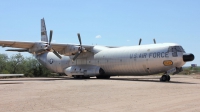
[41, 18, 48, 42]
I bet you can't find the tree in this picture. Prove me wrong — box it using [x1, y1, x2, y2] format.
[0, 54, 9, 73]
[7, 53, 25, 74]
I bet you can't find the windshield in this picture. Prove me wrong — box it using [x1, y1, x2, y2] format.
[168, 46, 185, 53]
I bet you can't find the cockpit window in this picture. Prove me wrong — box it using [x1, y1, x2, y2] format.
[168, 46, 185, 57]
[179, 46, 185, 52]
[168, 46, 185, 53]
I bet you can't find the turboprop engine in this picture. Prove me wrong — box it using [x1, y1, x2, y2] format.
[60, 45, 85, 56]
[59, 33, 86, 58]
[64, 65, 105, 77]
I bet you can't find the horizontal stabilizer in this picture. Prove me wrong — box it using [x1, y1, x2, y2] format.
[0, 74, 24, 77]
[6, 48, 29, 52]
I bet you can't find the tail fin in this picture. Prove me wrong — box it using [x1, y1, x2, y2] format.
[41, 18, 48, 42]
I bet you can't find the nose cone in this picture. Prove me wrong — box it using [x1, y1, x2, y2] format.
[183, 53, 195, 62]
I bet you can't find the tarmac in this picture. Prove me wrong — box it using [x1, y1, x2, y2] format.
[0, 75, 200, 112]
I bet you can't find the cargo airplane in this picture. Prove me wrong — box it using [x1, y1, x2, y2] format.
[0, 18, 194, 81]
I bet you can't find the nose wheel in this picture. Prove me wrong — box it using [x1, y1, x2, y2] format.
[160, 75, 170, 82]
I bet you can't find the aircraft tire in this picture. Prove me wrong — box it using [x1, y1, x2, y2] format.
[73, 75, 90, 79]
[83, 76, 90, 79]
[73, 75, 79, 79]
[160, 75, 167, 82]
[102, 76, 110, 79]
[166, 75, 170, 81]
[73, 75, 82, 79]
[96, 76, 102, 79]
[79, 75, 84, 79]
[96, 75, 110, 79]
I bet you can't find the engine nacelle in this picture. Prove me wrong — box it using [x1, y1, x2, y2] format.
[64, 65, 104, 77]
[59, 45, 86, 56]
[58, 45, 79, 56]
[29, 42, 49, 54]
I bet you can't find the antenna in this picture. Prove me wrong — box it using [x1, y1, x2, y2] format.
[153, 38, 156, 44]
[139, 38, 142, 45]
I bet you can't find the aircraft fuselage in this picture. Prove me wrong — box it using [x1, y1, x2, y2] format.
[37, 43, 188, 77]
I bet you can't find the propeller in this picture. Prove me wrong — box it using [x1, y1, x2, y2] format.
[47, 30, 62, 59]
[153, 38, 156, 44]
[49, 30, 53, 45]
[139, 38, 142, 45]
[73, 33, 83, 61]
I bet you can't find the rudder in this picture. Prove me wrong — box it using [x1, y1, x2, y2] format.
[41, 18, 48, 42]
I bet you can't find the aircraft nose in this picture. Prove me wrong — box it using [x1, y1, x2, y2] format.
[183, 53, 195, 62]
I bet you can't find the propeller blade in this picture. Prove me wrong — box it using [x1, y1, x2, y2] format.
[49, 30, 53, 45]
[52, 48, 62, 59]
[73, 52, 81, 61]
[77, 33, 82, 46]
[153, 38, 156, 44]
[73, 33, 84, 61]
[139, 38, 142, 45]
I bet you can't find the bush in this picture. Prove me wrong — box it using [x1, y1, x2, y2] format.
[0, 53, 55, 77]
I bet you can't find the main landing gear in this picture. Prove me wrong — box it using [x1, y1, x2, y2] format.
[73, 75, 90, 79]
[160, 75, 170, 82]
[96, 75, 110, 79]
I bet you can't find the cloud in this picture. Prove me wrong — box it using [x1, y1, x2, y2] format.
[95, 35, 102, 39]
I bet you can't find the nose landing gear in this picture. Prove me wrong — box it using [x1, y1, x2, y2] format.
[160, 68, 176, 82]
[160, 75, 170, 82]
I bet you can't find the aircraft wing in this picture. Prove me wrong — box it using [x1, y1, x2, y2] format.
[0, 40, 35, 48]
[51, 43, 94, 52]
[0, 40, 95, 54]
[0, 40, 118, 55]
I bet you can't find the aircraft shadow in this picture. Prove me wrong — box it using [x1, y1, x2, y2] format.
[0, 82, 23, 85]
[0, 77, 198, 85]
[106, 77, 198, 84]
[0, 77, 72, 82]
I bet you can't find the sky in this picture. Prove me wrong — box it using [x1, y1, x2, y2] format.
[0, 0, 200, 66]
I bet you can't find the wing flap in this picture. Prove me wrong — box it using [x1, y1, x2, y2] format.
[6, 48, 29, 52]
